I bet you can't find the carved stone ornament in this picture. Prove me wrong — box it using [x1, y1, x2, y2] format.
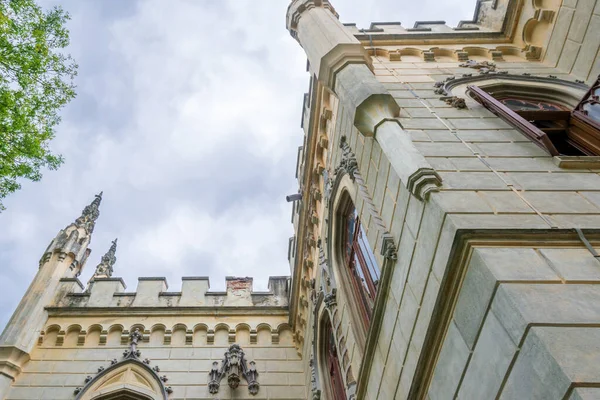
[324, 288, 337, 309]
[74, 192, 103, 234]
[209, 344, 259, 395]
[441, 96, 467, 109]
[337, 136, 359, 181]
[432, 73, 588, 98]
[459, 60, 497, 73]
[74, 328, 173, 398]
[309, 357, 321, 400]
[91, 238, 118, 279]
[380, 233, 398, 262]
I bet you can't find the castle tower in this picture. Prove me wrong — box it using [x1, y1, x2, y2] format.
[286, 0, 600, 399]
[0, 193, 102, 396]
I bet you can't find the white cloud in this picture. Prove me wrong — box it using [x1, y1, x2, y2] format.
[0, 0, 477, 330]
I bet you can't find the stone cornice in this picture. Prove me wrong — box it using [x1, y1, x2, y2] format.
[46, 306, 289, 317]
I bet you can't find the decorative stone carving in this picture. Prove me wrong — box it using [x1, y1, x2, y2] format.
[455, 51, 469, 61]
[324, 288, 337, 309]
[423, 51, 435, 61]
[380, 233, 398, 261]
[441, 96, 467, 109]
[323, 169, 332, 203]
[432, 72, 588, 98]
[91, 239, 117, 280]
[208, 344, 259, 396]
[310, 357, 321, 400]
[74, 192, 103, 234]
[459, 60, 497, 73]
[74, 328, 172, 399]
[489, 50, 504, 61]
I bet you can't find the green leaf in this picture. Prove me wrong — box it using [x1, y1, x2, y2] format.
[0, 0, 77, 210]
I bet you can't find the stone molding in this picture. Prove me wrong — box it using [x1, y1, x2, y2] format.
[0, 346, 29, 381]
[375, 120, 442, 201]
[433, 72, 588, 97]
[409, 229, 600, 399]
[337, 136, 387, 233]
[334, 64, 399, 137]
[74, 329, 172, 399]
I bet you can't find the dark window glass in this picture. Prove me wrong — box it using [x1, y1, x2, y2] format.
[344, 206, 380, 323]
[324, 319, 346, 399]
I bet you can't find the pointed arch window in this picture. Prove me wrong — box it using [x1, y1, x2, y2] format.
[467, 74, 600, 156]
[344, 204, 380, 324]
[321, 316, 346, 399]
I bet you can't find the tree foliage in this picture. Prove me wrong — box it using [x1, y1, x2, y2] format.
[0, 0, 77, 210]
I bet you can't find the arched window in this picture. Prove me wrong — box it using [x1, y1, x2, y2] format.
[343, 203, 380, 324]
[321, 316, 346, 400]
[467, 74, 600, 156]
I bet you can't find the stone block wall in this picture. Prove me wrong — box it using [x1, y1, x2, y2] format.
[545, 0, 600, 81]
[6, 315, 303, 400]
[429, 246, 600, 399]
[302, 43, 600, 398]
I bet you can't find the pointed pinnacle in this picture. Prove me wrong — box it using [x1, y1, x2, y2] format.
[91, 191, 103, 207]
[102, 238, 118, 266]
[92, 238, 118, 279]
[75, 192, 103, 233]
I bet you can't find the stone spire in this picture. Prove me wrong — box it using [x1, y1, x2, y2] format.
[74, 191, 103, 234]
[91, 238, 117, 280]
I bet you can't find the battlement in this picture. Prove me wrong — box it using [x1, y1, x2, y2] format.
[54, 276, 289, 309]
[343, 0, 519, 41]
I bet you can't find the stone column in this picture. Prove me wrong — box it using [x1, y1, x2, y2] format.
[286, 0, 442, 199]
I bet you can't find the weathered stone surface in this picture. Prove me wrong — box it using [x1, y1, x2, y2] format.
[492, 284, 600, 344]
[501, 327, 600, 399]
[458, 311, 516, 399]
[428, 321, 470, 400]
[454, 248, 559, 347]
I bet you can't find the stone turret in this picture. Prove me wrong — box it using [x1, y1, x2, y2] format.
[0, 193, 102, 397]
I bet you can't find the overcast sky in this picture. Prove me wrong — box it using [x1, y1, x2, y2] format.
[0, 0, 475, 331]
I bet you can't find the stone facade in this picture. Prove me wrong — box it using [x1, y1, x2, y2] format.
[286, 0, 600, 399]
[1, 0, 600, 399]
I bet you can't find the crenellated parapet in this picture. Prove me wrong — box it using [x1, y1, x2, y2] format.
[54, 276, 290, 309]
[343, 0, 523, 40]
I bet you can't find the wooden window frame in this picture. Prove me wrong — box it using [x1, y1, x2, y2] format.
[323, 318, 346, 400]
[467, 77, 600, 157]
[344, 208, 380, 325]
[467, 85, 560, 155]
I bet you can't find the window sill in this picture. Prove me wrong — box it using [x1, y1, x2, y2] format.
[553, 156, 600, 169]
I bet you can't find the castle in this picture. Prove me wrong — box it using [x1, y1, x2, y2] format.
[1, 0, 600, 398]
